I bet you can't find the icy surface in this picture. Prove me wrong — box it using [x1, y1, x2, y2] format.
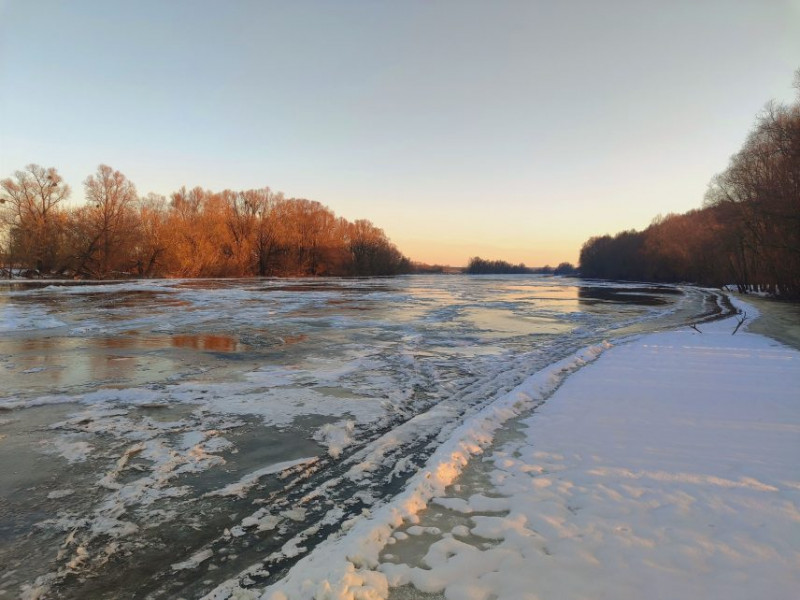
[0, 303, 66, 332]
[207, 457, 319, 498]
[0, 276, 731, 598]
[372, 300, 800, 600]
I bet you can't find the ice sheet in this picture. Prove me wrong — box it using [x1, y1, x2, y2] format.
[0, 276, 735, 598]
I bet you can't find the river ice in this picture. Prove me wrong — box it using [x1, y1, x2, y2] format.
[375, 299, 800, 600]
[0, 276, 731, 598]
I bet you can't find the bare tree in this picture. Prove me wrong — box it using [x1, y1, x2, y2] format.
[77, 165, 138, 278]
[0, 164, 70, 273]
[2, 161, 412, 279]
[133, 193, 170, 277]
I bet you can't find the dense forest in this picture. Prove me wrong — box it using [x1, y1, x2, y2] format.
[580, 76, 800, 300]
[0, 165, 411, 278]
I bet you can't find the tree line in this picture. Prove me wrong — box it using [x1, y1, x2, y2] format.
[580, 74, 800, 300]
[0, 164, 411, 279]
[466, 256, 577, 275]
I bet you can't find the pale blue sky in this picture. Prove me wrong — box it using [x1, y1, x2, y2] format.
[1, 0, 798, 265]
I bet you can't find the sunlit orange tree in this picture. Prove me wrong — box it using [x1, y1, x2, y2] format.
[1, 164, 411, 279]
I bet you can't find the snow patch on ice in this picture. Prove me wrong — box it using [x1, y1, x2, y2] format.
[47, 489, 75, 500]
[314, 420, 355, 458]
[0, 304, 66, 332]
[41, 436, 93, 463]
[172, 549, 214, 571]
[206, 457, 318, 498]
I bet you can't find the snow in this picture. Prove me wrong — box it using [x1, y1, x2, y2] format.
[46, 489, 75, 500]
[257, 300, 800, 600]
[41, 436, 93, 463]
[172, 549, 215, 572]
[313, 420, 356, 458]
[206, 457, 319, 498]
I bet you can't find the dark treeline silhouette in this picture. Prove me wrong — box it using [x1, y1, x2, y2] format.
[466, 256, 577, 275]
[0, 164, 411, 279]
[467, 257, 534, 274]
[552, 262, 578, 276]
[580, 73, 800, 300]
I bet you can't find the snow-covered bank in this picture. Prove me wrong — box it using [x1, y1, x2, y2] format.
[261, 300, 800, 600]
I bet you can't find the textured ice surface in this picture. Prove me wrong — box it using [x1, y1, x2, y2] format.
[0, 303, 66, 332]
[0, 276, 730, 598]
[374, 300, 800, 600]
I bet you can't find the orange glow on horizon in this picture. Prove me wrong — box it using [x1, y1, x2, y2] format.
[394, 237, 580, 269]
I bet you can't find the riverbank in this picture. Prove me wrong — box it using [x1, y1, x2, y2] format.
[260, 299, 800, 600]
[735, 293, 800, 351]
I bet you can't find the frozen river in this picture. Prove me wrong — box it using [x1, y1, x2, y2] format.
[0, 276, 732, 598]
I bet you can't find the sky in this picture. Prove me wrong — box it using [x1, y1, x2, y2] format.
[1, 1, 799, 267]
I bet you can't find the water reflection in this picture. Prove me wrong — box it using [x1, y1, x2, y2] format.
[171, 334, 243, 352]
[0, 333, 251, 396]
[577, 286, 672, 306]
[11, 333, 247, 352]
[0, 276, 690, 402]
[465, 307, 571, 337]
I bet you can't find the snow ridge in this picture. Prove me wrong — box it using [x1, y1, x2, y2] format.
[245, 343, 610, 600]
